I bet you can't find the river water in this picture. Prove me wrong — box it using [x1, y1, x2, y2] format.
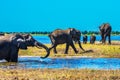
[33, 35, 120, 44]
[0, 35, 119, 70]
[0, 57, 120, 70]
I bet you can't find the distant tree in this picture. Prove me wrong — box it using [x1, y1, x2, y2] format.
[82, 31, 88, 34]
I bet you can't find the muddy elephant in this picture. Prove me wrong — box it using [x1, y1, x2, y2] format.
[90, 34, 96, 44]
[83, 35, 88, 44]
[48, 28, 85, 54]
[99, 23, 112, 44]
[0, 34, 50, 62]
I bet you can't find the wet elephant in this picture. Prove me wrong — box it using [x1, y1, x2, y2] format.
[99, 23, 112, 44]
[0, 34, 50, 62]
[48, 28, 85, 54]
[0, 33, 4, 36]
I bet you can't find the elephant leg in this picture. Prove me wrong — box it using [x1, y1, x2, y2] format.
[53, 46, 57, 54]
[10, 53, 18, 62]
[64, 43, 70, 54]
[49, 44, 57, 54]
[5, 53, 11, 62]
[70, 42, 78, 53]
[10, 48, 19, 62]
[108, 35, 111, 44]
[5, 57, 10, 62]
[83, 41, 85, 44]
[101, 35, 104, 43]
[90, 40, 92, 44]
[104, 34, 107, 44]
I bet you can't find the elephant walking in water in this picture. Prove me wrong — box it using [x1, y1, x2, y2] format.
[99, 23, 112, 44]
[48, 28, 85, 54]
[0, 34, 50, 62]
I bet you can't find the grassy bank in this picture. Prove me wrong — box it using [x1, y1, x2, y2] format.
[19, 42, 120, 58]
[0, 69, 120, 80]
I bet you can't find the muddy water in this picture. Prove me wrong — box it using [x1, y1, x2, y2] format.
[0, 57, 120, 70]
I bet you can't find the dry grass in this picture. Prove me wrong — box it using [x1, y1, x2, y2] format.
[19, 41, 120, 58]
[0, 69, 120, 80]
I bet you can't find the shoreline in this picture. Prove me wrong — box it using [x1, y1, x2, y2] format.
[18, 56, 120, 59]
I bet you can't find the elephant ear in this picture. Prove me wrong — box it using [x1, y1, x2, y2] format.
[22, 34, 30, 40]
[16, 38, 27, 49]
[10, 34, 27, 49]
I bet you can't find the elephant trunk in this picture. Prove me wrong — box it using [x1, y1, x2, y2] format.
[35, 41, 50, 59]
[78, 40, 85, 51]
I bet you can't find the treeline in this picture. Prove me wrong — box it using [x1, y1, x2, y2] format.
[82, 31, 120, 35]
[0, 31, 120, 35]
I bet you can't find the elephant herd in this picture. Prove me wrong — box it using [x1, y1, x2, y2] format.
[0, 23, 112, 62]
[83, 23, 112, 44]
[83, 34, 96, 44]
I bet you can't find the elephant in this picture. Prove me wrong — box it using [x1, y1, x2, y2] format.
[48, 28, 85, 54]
[99, 23, 112, 44]
[0, 34, 50, 62]
[90, 34, 96, 44]
[0, 33, 4, 36]
[83, 35, 88, 44]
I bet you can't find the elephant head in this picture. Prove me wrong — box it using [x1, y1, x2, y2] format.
[10, 34, 27, 49]
[68, 28, 85, 51]
[99, 23, 112, 44]
[21, 34, 50, 59]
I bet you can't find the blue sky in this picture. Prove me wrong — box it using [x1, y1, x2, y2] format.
[0, 0, 120, 32]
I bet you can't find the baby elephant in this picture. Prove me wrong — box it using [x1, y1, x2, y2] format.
[49, 28, 85, 54]
[83, 35, 88, 44]
[90, 34, 96, 44]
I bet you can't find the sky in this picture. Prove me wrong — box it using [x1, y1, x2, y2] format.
[0, 0, 120, 32]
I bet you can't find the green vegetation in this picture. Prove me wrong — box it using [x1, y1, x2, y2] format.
[1, 30, 120, 35]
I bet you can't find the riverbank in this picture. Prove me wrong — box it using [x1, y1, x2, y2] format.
[0, 69, 120, 80]
[19, 41, 120, 58]
[0, 42, 120, 80]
